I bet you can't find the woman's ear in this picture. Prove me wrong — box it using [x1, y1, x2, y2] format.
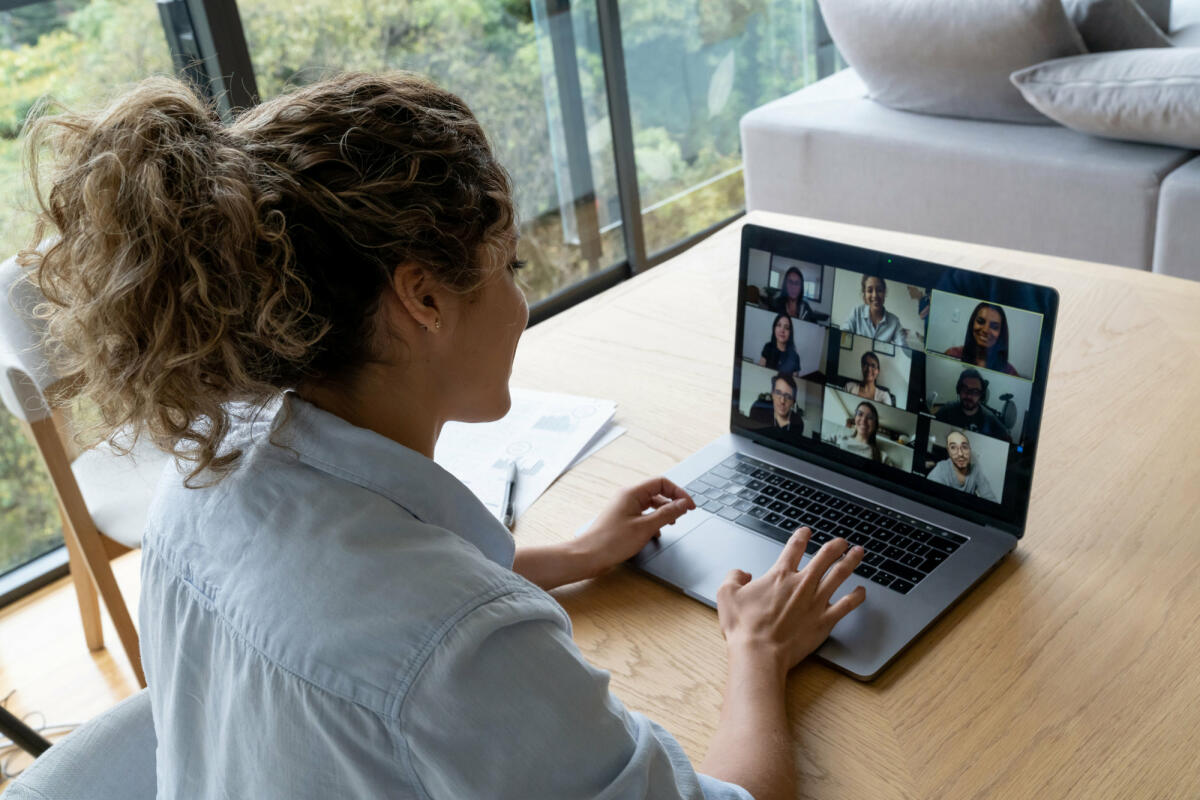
[389, 264, 443, 332]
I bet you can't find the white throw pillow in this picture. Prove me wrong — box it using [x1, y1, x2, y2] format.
[1011, 49, 1200, 148]
[816, 0, 1086, 124]
[1062, 0, 1173, 51]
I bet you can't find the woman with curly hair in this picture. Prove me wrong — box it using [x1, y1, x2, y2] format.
[21, 72, 863, 799]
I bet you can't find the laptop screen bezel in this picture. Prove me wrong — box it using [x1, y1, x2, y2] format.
[730, 224, 1059, 539]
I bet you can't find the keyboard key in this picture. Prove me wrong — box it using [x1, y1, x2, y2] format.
[921, 553, 947, 573]
[900, 553, 924, 568]
[766, 475, 784, 486]
[729, 474, 751, 486]
[880, 559, 924, 584]
[860, 511, 879, 523]
[753, 495, 771, 507]
[777, 491, 796, 504]
[751, 469, 770, 480]
[686, 481, 708, 494]
[892, 535, 913, 550]
[733, 500, 753, 512]
[812, 491, 831, 503]
[823, 511, 844, 524]
[928, 536, 961, 554]
[768, 500, 788, 513]
[848, 531, 870, 547]
[908, 542, 930, 556]
[702, 500, 723, 513]
[761, 485, 780, 497]
[749, 507, 768, 519]
[827, 498, 846, 510]
[717, 507, 740, 521]
[811, 530, 832, 544]
[883, 545, 906, 560]
[764, 512, 783, 525]
[798, 486, 814, 497]
[780, 479, 800, 493]
[853, 564, 877, 579]
[873, 528, 896, 543]
[908, 529, 931, 542]
[735, 514, 790, 544]
[864, 552, 884, 566]
[711, 466, 734, 479]
[893, 522, 916, 537]
[870, 572, 894, 588]
[747, 479, 765, 491]
[890, 579, 914, 594]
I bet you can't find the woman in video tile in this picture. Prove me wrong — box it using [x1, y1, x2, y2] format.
[944, 302, 1019, 376]
[834, 401, 894, 466]
[843, 275, 907, 346]
[926, 430, 999, 501]
[757, 312, 801, 376]
[771, 266, 815, 321]
[842, 351, 894, 406]
[752, 373, 805, 444]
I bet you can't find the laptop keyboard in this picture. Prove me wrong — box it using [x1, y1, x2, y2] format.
[685, 454, 968, 595]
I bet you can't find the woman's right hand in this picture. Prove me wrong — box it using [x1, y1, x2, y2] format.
[716, 528, 866, 676]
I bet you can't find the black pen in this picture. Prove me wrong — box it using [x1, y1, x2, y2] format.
[501, 461, 518, 529]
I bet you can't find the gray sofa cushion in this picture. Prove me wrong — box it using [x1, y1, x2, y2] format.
[740, 68, 1195, 271]
[1137, 0, 1173, 29]
[815, 0, 1085, 123]
[1012, 50, 1200, 149]
[1064, 0, 1173, 50]
[1154, 156, 1200, 280]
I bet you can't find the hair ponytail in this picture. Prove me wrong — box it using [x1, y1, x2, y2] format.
[22, 72, 514, 484]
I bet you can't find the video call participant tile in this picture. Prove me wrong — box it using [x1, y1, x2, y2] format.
[736, 363, 824, 446]
[924, 356, 1033, 444]
[830, 268, 927, 351]
[741, 306, 828, 381]
[920, 420, 1009, 503]
[925, 290, 1042, 380]
[743, 248, 834, 323]
[820, 385, 918, 472]
[829, 331, 913, 410]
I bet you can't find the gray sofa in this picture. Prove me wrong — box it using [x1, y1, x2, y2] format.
[741, 3, 1200, 281]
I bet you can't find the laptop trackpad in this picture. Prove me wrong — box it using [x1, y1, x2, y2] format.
[645, 519, 783, 606]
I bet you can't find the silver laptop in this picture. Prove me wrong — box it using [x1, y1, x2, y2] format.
[635, 224, 1059, 680]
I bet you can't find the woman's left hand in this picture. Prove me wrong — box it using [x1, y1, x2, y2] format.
[512, 477, 695, 590]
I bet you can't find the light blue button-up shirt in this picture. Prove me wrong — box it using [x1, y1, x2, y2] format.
[140, 394, 752, 799]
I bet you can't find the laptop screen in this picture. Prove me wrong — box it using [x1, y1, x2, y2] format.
[732, 225, 1059, 536]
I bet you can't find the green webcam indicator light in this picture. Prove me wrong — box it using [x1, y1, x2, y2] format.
[887, 258, 892, 263]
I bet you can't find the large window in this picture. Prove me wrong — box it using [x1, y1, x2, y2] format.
[238, 0, 626, 305]
[0, 0, 172, 584]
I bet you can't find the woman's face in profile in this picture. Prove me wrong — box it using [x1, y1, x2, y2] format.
[863, 278, 886, 312]
[972, 307, 1002, 350]
[442, 240, 529, 422]
[854, 405, 876, 438]
[784, 272, 803, 300]
[774, 316, 791, 346]
[862, 356, 880, 382]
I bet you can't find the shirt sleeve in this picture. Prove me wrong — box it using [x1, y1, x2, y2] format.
[397, 588, 753, 800]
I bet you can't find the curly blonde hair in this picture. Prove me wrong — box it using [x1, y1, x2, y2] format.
[22, 72, 514, 484]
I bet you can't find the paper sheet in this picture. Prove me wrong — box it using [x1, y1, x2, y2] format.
[434, 388, 617, 523]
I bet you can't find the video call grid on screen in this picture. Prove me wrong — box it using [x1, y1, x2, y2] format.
[734, 228, 1058, 535]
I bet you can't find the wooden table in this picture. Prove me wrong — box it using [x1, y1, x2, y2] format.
[511, 210, 1200, 799]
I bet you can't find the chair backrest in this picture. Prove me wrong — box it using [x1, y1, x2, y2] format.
[3, 690, 156, 800]
[0, 253, 61, 424]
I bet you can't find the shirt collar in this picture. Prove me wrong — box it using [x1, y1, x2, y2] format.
[271, 392, 515, 567]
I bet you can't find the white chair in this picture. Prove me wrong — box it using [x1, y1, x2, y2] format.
[3, 689, 156, 799]
[0, 253, 171, 687]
